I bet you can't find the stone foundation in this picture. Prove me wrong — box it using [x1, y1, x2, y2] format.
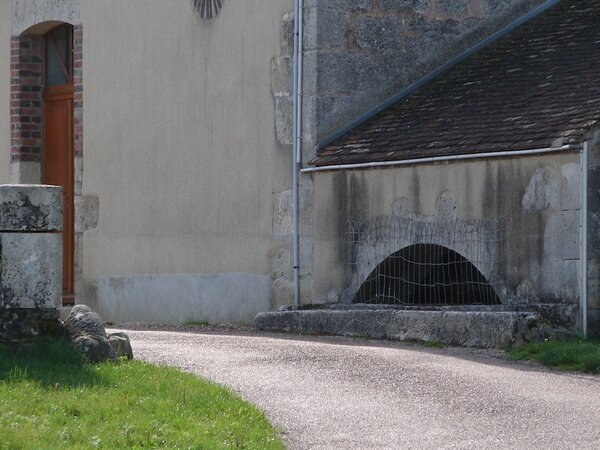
[0, 308, 62, 343]
[255, 308, 573, 349]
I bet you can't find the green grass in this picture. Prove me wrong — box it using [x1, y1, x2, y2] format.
[0, 338, 284, 449]
[508, 337, 600, 374]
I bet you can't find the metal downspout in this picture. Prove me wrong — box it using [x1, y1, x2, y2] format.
[292, 0, 304, 307]
[581, 142, 589, 336]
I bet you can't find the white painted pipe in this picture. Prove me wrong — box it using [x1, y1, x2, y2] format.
[291, 0, 304, 307]
[301, 145, 581, 173]
[580, 141, 588, 336]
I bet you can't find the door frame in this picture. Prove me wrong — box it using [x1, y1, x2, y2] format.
[42, 24, 76, 305]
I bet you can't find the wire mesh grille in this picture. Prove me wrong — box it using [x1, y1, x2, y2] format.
[346, 216, 509, 306]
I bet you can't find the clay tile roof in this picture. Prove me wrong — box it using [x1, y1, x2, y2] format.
[312, 0, 600, 167]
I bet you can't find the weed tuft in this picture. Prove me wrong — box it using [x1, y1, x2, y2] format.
[508, 338, 600, 373]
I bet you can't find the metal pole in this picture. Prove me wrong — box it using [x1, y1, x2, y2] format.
[292, 0, 304, 307]
[581, 142, 588, 336]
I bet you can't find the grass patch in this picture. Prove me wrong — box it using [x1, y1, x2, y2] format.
[508, 337, 600, 374]
[0, 338, 284, 449]
[420, 340, 445, 349]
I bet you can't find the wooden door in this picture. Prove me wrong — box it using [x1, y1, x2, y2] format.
[44, 88, 74, 302]
[43, 25, 75, 305]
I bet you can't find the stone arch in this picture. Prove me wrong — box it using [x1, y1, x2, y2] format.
[11, 17, 82, 184]
[12, 0, 80, 37]
[344, 216, 509, 304]
[353, 244, 502, 305]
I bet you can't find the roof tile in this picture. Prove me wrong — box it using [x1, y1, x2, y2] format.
[313, 0, 600, 167]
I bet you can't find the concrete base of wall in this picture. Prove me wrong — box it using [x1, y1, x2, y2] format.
[255, 308, 571, 349]
[97, 273, 272, 325]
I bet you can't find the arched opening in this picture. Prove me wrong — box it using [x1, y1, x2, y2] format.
[11, 21, 83, 306]
[353, 244, 501, 306]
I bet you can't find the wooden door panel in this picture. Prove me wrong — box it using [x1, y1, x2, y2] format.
[44, 92, 74, 299]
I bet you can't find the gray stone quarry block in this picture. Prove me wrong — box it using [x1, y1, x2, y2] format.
[316, 9, 348, 49]
[0, 184, 62, 231]
[271, 56, 292, 97]
[255, 309, 554, 349]
[75, 194, 99, 232]
[63, 305, 107, 339]
[356, 16, 405, 50]
[275, 96, 293, 146]
[281, 13, 295, 56]
[436, 0, 471, 16]
[317, 50, 409, 94]
[380, 0, 429, 12]
[63, 305, 133, 363]
[0, 232, 62, 309]
[108, 332, 134, 359]
[304, 0, 372, 9]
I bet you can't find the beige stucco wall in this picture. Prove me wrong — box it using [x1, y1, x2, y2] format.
[0, 0, 12, 182]
[77, 0, 292, 314]
[313, 152, 582, 312]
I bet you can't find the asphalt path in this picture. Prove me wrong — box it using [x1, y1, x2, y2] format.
[120, 328, 600, 449]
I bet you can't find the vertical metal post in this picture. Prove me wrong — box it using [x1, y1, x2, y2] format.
[292, 0, 304, 307]
[580, 142, 588, 336]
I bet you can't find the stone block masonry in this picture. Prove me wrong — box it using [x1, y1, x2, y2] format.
[269, 0, 548, 307]
[304, 0, 548, 141]
[0, 184, 63, 343]
[255, 308, 571, 349]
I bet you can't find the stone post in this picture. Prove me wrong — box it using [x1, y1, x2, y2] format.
[0, 184, 63, 342]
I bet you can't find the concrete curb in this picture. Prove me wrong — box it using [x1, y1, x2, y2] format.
[255, 309, 542, 349]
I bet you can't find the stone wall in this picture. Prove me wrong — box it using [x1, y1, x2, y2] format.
[0, 184, 63, 342]
[271, 0, 549, 307]
[312, 152, 582, 328]
[304, 0, 548, 143]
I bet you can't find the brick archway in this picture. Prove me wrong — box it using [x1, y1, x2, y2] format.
[10, 23, 83, 184]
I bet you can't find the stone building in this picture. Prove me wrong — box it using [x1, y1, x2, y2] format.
[308, 0, 600, 335]
[1, 0, 597, 335]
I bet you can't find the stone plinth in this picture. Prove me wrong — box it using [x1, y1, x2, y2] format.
[0, 184, 62, 231]
[255, 308, 572, 349]
[1, 233, 62, 309]
[0, 184, 63, 343]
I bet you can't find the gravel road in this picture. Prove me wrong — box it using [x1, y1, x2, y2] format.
[119, 328, 600, 449]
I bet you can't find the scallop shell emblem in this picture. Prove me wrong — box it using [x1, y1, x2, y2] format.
[193, 0, 225, 20]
